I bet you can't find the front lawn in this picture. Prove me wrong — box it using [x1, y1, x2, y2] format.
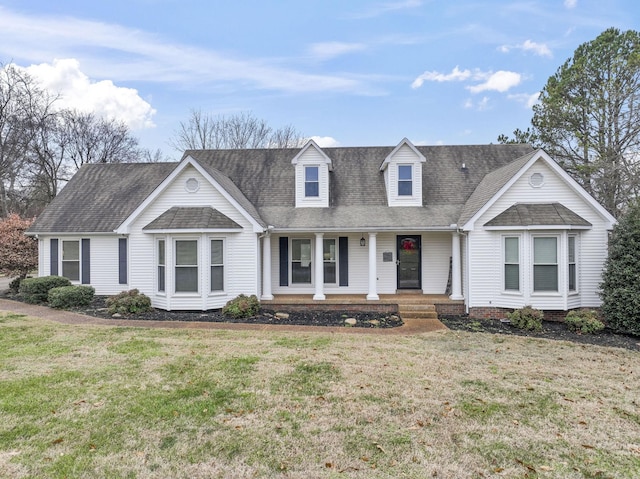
[0, 312, 638, 478]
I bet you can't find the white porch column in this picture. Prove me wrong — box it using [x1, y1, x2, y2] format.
[450, 231, 464, 300]
[366, 232, 379, 300]
[313, 232, 325, 300]
[261, 234, 274, 300]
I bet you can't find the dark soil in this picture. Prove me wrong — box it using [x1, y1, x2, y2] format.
[73, 296, 404, 329]
[439, 315, 640, 352]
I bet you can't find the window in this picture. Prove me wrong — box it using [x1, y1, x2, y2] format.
[157, 240, 165, 292]
[568, 235, 576, 292]
[292, 239, 312, 283]
[175, 240, 198, 293]
[533, 237, 558, 292]
[323, 239, 336, 284]
[305, 166, 319, 197]
[62, 240, 80, 281]
[210, 239, 224, 292]
[504, 237, 519, 291]
[398, 165, 412, 196]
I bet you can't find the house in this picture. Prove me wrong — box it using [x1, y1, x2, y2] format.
[27, 138, 616, 318]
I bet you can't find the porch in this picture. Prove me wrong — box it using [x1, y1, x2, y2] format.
[260, 294, 465, 320]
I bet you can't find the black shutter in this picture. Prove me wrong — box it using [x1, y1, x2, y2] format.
[50, 239, 58, 276]
[81, 238, 90, 284]
[118, 238, 127, 284]
[339, 236, 349, 286]
[279, 237, 289, 286]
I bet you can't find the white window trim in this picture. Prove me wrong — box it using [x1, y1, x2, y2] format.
[61, 239, 81, 283]
[209, 237, 226, 296]
[568, 234, 579, 295]
[174, 237, 200, 296]
[531, 234, 561, 296]
[304, 166, 320, 198]
[156, 238, 167, 296]
[502, 235, 522, 295]
[290, 237, 314, 286]
[323, 237, 339, 285]
[397, 164, 413, 198]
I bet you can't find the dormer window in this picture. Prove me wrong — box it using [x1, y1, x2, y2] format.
[305, 166, 319, 197]
[398, 165, 413, 196]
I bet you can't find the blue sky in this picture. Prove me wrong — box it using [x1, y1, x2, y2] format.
[0, 0, 637, 158]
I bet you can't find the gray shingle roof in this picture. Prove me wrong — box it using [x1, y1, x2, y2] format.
[484, 203, 592, 227]
[28, 143, 534, 233]
[27, 163, 176, 233]
[143, 206, 242, 230]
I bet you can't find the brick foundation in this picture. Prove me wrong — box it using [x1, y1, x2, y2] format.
[434, 302, 466, 316]
[469, 306, 601, 322]
[263, 303, 398, 314]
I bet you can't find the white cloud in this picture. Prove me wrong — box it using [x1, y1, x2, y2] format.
[564, 0, 577, 9]
[411, 66, 472, 89]
[0, 7, 372, 95]
[308, 42, 367, 61]
[309, 136, 340, 148]
[508, 92, 541, 109]
[500, 40, 552, 57]
[467, 71, 522, 93]
[23, 59, 156, 130]
[463, 96, 491, 111]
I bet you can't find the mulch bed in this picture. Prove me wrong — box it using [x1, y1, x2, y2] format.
[73, 296, 404, 329]
[439, 315, 640, 351]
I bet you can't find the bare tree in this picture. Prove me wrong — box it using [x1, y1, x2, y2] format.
[61, 110, 140, 169]
[170, 109, 305, 151]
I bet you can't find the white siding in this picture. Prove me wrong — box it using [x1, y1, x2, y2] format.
[270, 232, 452, 296]
[385, 145, 423, 207]
[125, 165, 259, 310]
[467, 159, 610, 310]
[294, 148, 330, 208]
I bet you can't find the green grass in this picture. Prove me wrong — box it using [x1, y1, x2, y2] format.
[0, 311, 639, 478]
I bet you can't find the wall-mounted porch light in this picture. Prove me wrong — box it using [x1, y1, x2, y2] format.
[360, 236, 366, 247]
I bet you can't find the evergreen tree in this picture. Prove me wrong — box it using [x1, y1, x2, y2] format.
[600, 199, 640, 335]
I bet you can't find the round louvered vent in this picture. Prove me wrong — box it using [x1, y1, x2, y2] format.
[185, 177, 200, 193]
[529, 172, 544, 188]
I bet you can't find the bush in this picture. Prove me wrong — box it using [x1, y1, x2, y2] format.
[507, 305, 544, 331]
[565, 310, 605, 334]
[48, 285, 95, 309]
[8, 276, 25, 293]
[600, 199, 640, 336]
[106, 289, 153, 315]
[19, 276, 72, 304]
[222, 294, 260, 319]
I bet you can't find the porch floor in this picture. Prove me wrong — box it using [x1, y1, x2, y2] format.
[261, 294, 461, 305]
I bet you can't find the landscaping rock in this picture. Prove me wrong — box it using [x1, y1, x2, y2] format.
[344, 318, 357, 326]
[275, 312, 289, 319]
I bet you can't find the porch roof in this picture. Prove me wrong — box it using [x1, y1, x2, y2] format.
[143, 206, 242, 231]
[484, 203, 592, 228]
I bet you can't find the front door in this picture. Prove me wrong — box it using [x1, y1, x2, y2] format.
[397, 235, 421, 289]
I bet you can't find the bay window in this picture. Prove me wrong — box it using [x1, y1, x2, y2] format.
[210, 239, 224, 292]
[568, 235, 577, 292]
[533, 237, 558, 292]
[504, 236, 520, 291]
[158, 240, 166, 292]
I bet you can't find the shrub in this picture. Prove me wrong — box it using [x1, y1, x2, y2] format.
[222, 294, 260, 319]
[19, 276, 72, 304]
[507, 305, 544, 331]
[106, 289, 153, 315]
[600, 199, 640, 336]
[565, 310, 605, 334]
[48, 285, 95, 309]
[8, 276, 25, 293]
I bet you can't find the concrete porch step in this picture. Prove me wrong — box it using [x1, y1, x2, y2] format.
[397, 303, 439, 320]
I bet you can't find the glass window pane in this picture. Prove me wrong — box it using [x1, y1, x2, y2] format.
[398, 180, 412, 196]
[568, 236, 575, 263]
[534, 265, 558, 291]
[292, 263, 312, 283]
[569, 264, 576, 291]
[211, 240, 223, 265]
[323, 239, 335, 260]
[158, 240, 165, 265]
[534, 237, 557, 263]
[305, 182, 319, 197]
[158, 265, 165, 292]
[324, 262, 336, 283]
[505, 237, 519, 263]
[305, 166, 318, 181]
[211, 265, 224, 291]
[398, 165, 412, 180]
[505, 264, 519, 290]
[62, 261, 80, 281]
[175, 267, 198, 292]
[292, 239, 311, 262]
[62, 241, 79, 261]
[176, 240, 197, 265]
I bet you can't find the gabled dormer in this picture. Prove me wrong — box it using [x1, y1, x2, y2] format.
[292, 139, 333, 208]
[379, 138, 426, 207]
